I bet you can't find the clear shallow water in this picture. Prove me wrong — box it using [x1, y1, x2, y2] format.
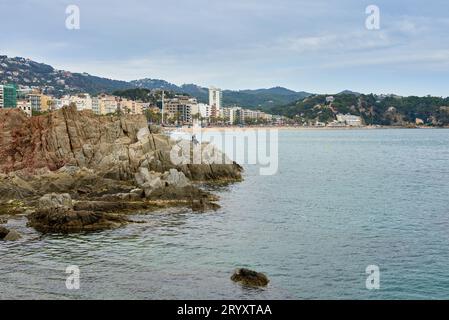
[1, 129, 449, 299]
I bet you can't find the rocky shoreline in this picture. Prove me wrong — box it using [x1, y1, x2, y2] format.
[0, 106, 242, 237]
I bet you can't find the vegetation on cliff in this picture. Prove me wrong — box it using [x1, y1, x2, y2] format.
[271, 93, 449, 126]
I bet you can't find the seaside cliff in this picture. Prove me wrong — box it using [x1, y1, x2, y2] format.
[0, 106, 242, 234]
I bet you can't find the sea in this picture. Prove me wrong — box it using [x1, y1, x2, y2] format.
[1, 128, 449, 299]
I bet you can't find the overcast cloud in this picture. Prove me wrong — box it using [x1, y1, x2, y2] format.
[1, 0, 448, 96]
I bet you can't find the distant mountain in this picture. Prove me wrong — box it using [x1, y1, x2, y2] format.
[223, 87, 311, 109]
[0, 55, 133, 96]
[179, 84, 210, 102]
[130, 78, 180, 91]
[338, 89, 361, 96]
[130, 78, 311, 109]
[0, 54, 311, 108]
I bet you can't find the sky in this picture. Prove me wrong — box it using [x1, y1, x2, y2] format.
[1, 0, 449, 96]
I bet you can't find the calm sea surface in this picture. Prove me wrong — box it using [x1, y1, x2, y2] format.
[1, 129, 449, 299]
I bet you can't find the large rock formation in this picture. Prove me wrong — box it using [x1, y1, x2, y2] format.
[0, 105, 242, 181]
[0, 106, 242, 233]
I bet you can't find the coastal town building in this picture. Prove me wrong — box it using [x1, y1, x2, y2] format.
[241, 108, 271, 123]
[220, 106, 273, 125]
[1, 83, 277, 125]
[16, 86, 32, 100]
[118, 98, 143, 115]
[70, 94, 92, 111]
[141, 102, 160, 115]
[99, 94, 119, 115]
[92, 97, 100, 114]
[28, 93, 42, 111]
[336, 114, 363, 126]
[209, 86, 222, 118]
[41, 94, 53, 111]
[51, 94, 141, 115]
[53, 94, 92, 111]
[15, 91, 145, 116]
[28, 92, 53, 112]
[327, 120, 347, 127]
[164, 95, 197, 124]
[191, 103, 211, 120]
[55, 96, 71, 109]
[272, 115, 287, 126]
[16, 100, 32, 117]
[0, 84, 17, 108]
[222, 106, 240, 125]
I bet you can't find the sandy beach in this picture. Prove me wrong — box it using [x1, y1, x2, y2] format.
[163, 125, 427, 133]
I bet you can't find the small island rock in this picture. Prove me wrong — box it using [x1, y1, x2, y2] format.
[231, 268, 270, 287]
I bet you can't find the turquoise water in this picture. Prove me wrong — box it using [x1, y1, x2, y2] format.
[1, 129, 449, 299]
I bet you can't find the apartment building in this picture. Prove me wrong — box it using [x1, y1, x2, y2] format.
[71, 94, 93, 111]
[92, 97, 101, 114]
[28, 92, 53, 112]
[191, 103, 210, 120]
[164, 95, 197, 124]
[28, 93, 42, 111]
[209, 86, 222, 118]
[100, 95, 119, 115]
[0, 84, 17, 108]
[17, 100, 32, 117]
[336, 113, 363, 126]
[222, 106, 241, 125]
[119, 98, 143, 115]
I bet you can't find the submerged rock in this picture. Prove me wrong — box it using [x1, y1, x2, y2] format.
[27, 207, 128, 233]
[231, 268, 270, 287]
[0, 226, 10, 238]
[3, 230, 22, 241]
[191, 197, 220, 212]
[0, 226, 21, 241]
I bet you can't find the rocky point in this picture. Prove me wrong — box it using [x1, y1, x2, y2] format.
[0, 106, 242, 233]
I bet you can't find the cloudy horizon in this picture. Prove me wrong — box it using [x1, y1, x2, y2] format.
[1, 0, 449, 96]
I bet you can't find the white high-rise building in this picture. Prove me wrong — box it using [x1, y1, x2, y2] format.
[209, 86, 222, 118]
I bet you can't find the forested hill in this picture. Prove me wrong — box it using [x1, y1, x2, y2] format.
[0, 55, 133, 96]
[271, 93, 449, 126]
[0, 55, 311, 108]
[130, 78, 311, 109]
